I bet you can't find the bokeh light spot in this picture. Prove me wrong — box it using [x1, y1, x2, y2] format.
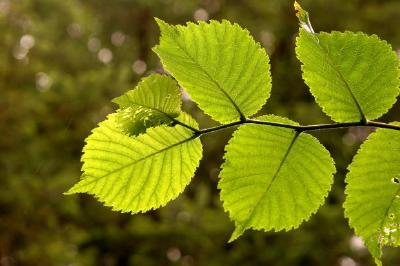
[349, 235, 366, 252]
[20, 34, 35, 50]
[0, 0, 10, 17]
[166, 247, 181, 262]
[36, 72, 52, 92]
[339, 256, 357, 266]
[111, 31, 126, 46]
[87, 37, 101, 52]
[193, 8, 209, 21]
[67, 23, 82, 38]
[98, 48, 113, 64]
[132, 60, 147, 75]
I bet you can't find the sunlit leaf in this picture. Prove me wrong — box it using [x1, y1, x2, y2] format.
[344, 123, 400, 266]
[113, 74, 182, 136]
[296, 25, 400, 122]
[153, 19, 271, 123]
[66, 113, 202, 213]
[219, 115, 336, 241]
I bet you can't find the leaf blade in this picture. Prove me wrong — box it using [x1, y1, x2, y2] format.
[219, 115, 336, 241]
[344, 123, 400, 265]
[153, 19, 271, 123]
[296, 29, 400, 122]
[113, 74, 182, 136]
[66, 113, 203, 213]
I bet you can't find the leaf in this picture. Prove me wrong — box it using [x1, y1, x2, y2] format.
[153, 19, 271, 123]
[344, 123, 400, 266]
[219, 115, 336, 241]
[294, 1, 314, 33]
[296, 28, 400, 122]
[113, 74, 182, 136]
[65, 113, 203, 213]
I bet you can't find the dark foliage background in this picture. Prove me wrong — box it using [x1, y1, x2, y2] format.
[1, 0, 400, 265]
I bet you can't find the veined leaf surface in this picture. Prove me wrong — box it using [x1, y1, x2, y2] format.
[113, 74, 182, 136]
[154, 19, 271, 123]
[296, 29, 400, 122]
[66, 113, 202, 213]
[344, 123, 400, 266]
[219, 115, 335, 241]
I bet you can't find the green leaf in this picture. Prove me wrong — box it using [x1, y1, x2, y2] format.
[113, 74, 182, 136]
[65, 113, 202, 213]
[296, 29, 400, 122]
[344, 123, 400, 266]
[153, 19, 271, 123]
[219, 115, 335, 241]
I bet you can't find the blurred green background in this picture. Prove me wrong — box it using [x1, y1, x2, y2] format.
[1, 0, 400, 265]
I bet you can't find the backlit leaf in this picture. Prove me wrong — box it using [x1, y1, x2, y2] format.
[153, 19, 271, 123]
[113, 74, 182, 136]
[219, 115, 336, 241]
[344, 123, 400, 265]
[66, 113, 202, 213]
[296, 23, 400, 122]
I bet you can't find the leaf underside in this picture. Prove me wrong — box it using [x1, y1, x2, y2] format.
[296, 29, 400, 122]
[113, 74, 182, 136]
[219, 115, 336, 241]
[344, 123, 400, 266]
[154, 19, 271, 123]
[66, 113, 202, 213]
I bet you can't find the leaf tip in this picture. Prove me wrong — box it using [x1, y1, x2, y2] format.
[153, 18, 173, 54]
[64, 185, 79, 195]
[64, 179, 88, 195]
[154, 17, 163, 24]
[154, 17, 170, 31]
[293, 1, 302, 17]
[228, 226, 245, 242]
[111, 95, 124, 107]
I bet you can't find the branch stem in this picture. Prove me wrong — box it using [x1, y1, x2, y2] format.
[185, 118, 400, 137]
